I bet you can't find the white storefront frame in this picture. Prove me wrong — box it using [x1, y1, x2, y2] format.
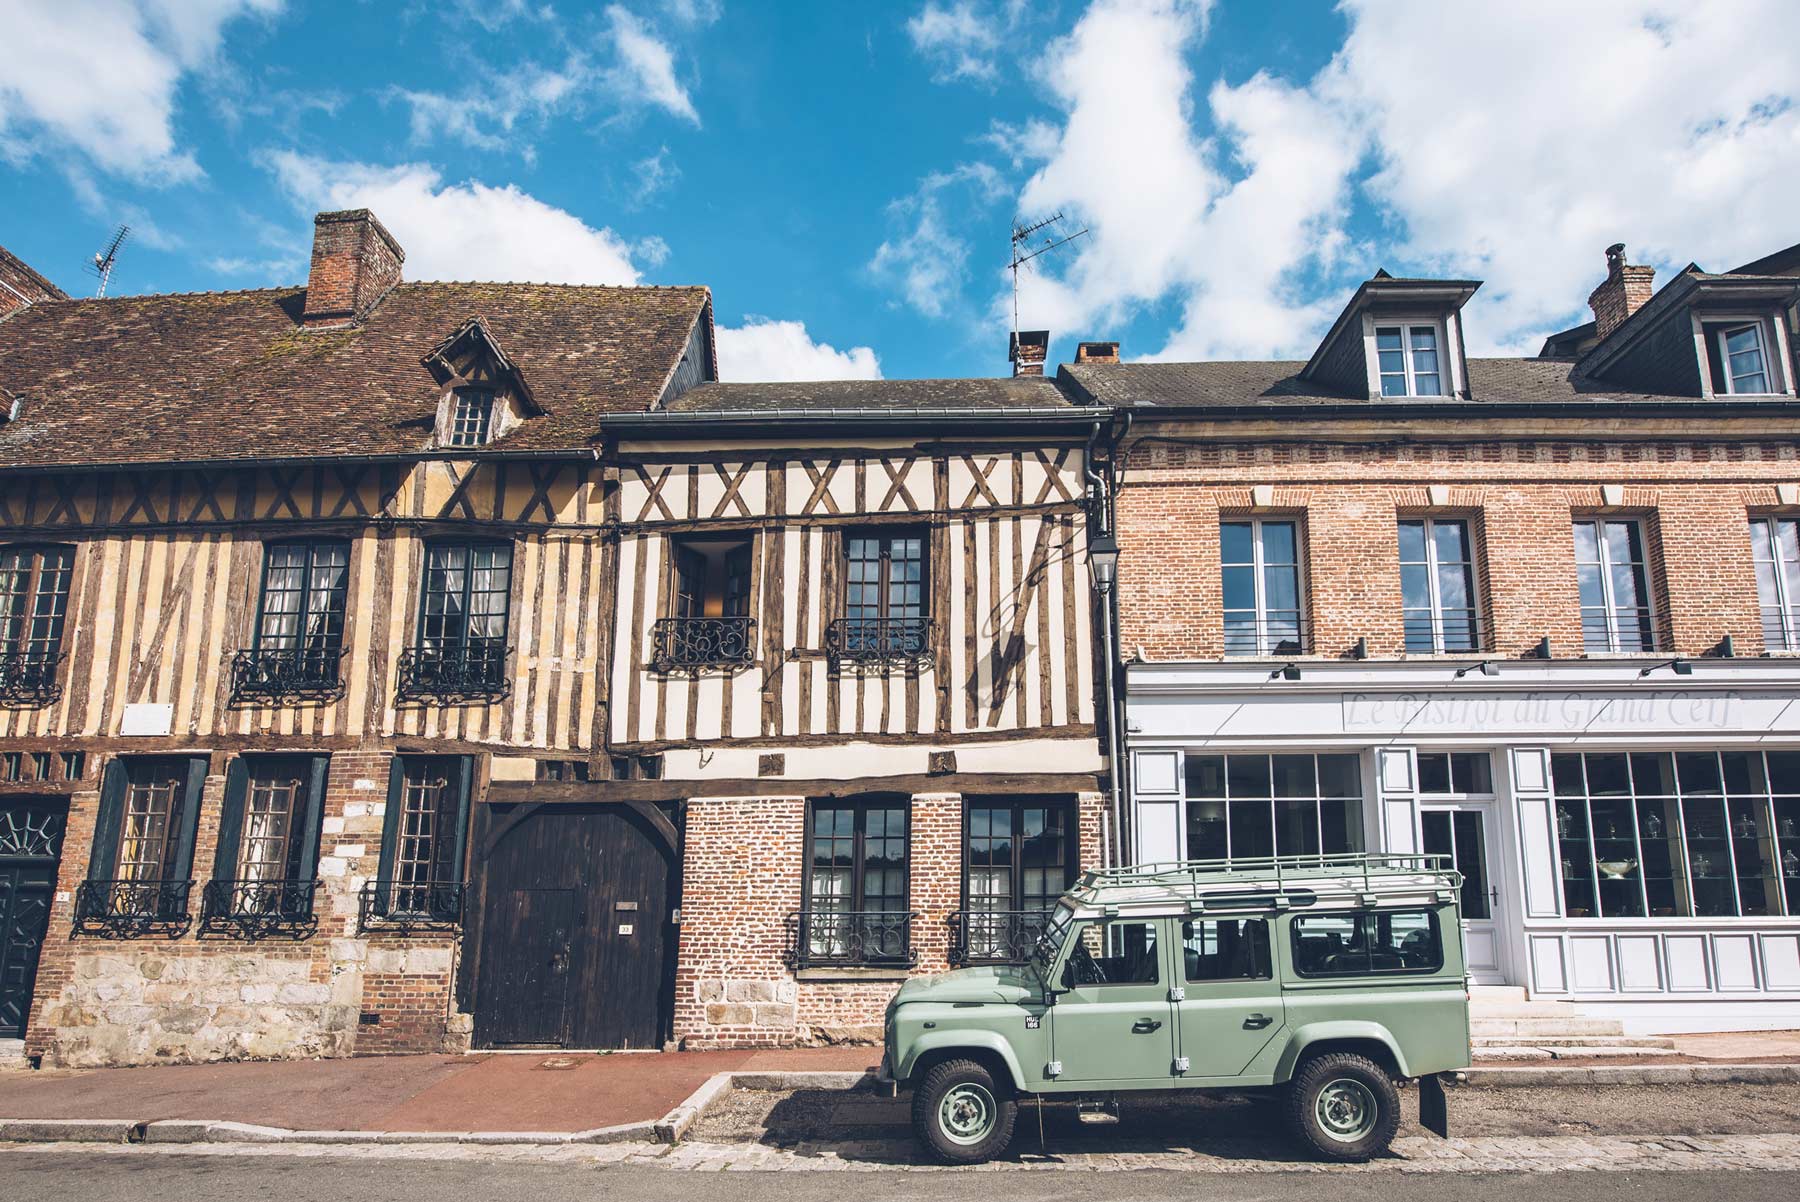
[1125, 657, 1800, 1033]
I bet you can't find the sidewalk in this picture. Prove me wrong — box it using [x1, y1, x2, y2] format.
[0, 1047, 876, 1134]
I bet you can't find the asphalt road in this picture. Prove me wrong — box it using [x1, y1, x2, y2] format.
[2, 1152, 1797, 1202]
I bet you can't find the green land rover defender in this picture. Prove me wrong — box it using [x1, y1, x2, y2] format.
[879, 853, 1471, 1163]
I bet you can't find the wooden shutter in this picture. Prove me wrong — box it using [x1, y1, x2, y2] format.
[292, 754, 330, 881]
[210, 756, 251, 881]
[374, 755, 406, 909]
[87, 757, 129, 880]
[168, 756, 209, 882]
[441, 756, 474, 885]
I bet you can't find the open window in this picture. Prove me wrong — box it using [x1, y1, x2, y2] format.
[1703, 316, 1786, 396]
[652, 537, 755, 670]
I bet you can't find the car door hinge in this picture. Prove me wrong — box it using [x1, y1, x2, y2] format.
[1173, 1056, 1190, 1074]
[1046, 1060, 1063, 1078]
[1168, 987, 1185, 1001]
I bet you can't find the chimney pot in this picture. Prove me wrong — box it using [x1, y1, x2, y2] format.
[1588, 242, 1655, 344]
[1075, 340, 1120, 365]
[302, 209, 405, 328]
[1009, 330, 1049, 378]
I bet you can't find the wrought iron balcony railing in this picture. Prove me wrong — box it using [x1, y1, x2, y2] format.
[229, 646, 348, 702]
[824, 616, 933, 668]
[789, 908, 916, 970]
[651, 616, 757, 672]
[0, 651, 64, 707]
[947, 908, 1054, 966]
[1401, 613, 1485, 655]
[358, 879, 466, 933]
[199, 878, 320, 939]
[395, 644, 510, 702]
[1580, 610, 1660, 654]
[1222, 614, 1310, 657]
[72, 878, 193, 938]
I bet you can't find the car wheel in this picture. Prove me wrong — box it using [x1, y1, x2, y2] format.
[1285, 1052, 1400, 1162]
[912, 1058, 1018, 1164]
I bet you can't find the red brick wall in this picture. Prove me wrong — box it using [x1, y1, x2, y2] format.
[1116, 435, 1792, 661]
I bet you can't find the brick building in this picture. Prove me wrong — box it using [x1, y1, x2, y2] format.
[0, 211, 1110, 1066]
[1065, 243, 1800, 1032]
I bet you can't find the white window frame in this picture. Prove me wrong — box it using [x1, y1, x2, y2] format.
[1691, 311, 1794, 398]
[1398, 516, 1483, 654]
[1573, 517, 1658, 654]
[1751, 514, 1800, 652]
[1362, 314, 1461, 399]
[1220, 518, 1309, 657]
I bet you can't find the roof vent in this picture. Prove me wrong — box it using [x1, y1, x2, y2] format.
[1009, 329, 1049, 377]
[301, 209, 405, 329]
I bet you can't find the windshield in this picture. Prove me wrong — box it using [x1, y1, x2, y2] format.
[1029, 900, 1078, 977]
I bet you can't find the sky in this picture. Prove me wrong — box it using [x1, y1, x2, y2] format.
[3, 0, 1799, 382]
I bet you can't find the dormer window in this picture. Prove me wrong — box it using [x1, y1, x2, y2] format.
[1376, 325, 1444, 397]
[448, 387, 495, 447]
[1709, 320, 1773, 395]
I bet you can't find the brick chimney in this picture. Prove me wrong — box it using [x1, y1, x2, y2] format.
[1075, 340, 1119, 365]
[1587, 242, 1655, 344]
[1009, 330, 1049, 377]
[301, 209, 404, 328]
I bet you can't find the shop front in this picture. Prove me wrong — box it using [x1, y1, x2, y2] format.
[1125, 658, 1800, 1033]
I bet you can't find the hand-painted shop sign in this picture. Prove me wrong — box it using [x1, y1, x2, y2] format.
[1341, 690, 1750, 733]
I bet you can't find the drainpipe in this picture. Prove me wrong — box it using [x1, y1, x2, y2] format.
[1086, 413, 1131, 869]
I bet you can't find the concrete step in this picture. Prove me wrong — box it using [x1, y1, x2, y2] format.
[1474, 1044, 1681, 1061]
[1468, 985, 1529, 1003]
[1473, 1034, 1678, 1050]
[1471, 1017, 1626, 1039]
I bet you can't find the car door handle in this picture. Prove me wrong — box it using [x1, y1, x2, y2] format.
[1243, 1013, 1273, 1030]
[1131, 1018, 1163, 1033]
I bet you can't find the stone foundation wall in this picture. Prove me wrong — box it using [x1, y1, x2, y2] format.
[26, 749, 470, 1067]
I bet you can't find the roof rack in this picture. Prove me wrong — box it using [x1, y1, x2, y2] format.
[1066, 853, 1461, 916]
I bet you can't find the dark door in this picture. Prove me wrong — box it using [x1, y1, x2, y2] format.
[471, 803, 676, 1050]
[0, 798, 68, 1040]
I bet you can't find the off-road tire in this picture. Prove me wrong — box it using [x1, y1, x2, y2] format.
[1285, 1052, 1400, 1162]
[912, 1058, 1018, 1164]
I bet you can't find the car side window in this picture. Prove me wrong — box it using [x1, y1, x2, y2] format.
[1182, 917, 1271, 982]
[1062, 920, 1160, 987]
[1291, 909, 1443, 977]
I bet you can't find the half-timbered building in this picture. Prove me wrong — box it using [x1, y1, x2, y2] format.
[0, 208, 1111, 1065]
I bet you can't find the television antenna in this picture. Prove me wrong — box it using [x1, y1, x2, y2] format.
[86, 225, 131, 297]
[1008, 212, 1088, 341]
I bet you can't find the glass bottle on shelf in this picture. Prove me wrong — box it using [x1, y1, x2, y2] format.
[1733, 812, 1756, 838]
[1785, 849, 1799, 878]
[1644, 810, 1663, 838]
[1694, 852, 1713, 878]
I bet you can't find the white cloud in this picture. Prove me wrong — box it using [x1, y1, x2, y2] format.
[395, 63, 586, 152]
[0, 0, 281, 182]
[265, 152, 646, 285]
[907, 2, 1004, 83]
[716, 318, 882, 382]
[869, 162, 1005, 319]
[606, 4, 700, 125]
[629, 145, 681, 207]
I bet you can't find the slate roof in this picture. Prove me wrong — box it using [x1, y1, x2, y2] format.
[1058, 356, 1751, 409]
[665, 376, 1077, 413]
[0, 281, 710, 468]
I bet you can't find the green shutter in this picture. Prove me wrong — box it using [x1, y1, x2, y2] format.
[446, 756, 474, 885]
[211, 756, 250, 881]
[169, 756, 209, 882]
[87, 758, 129, 880]
[294, 755, 330, 881]
[373, 755, 406, 913]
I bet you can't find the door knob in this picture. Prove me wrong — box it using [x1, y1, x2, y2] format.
[1243, 1013, 1273, 1030]
[1131, 1018, 1163, 1033]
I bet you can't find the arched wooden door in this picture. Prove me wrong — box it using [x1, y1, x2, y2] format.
[470, 803, 676, 1049]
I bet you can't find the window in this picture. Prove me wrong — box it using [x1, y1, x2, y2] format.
[654, 538, 755, 670]
[236, 541, 350, 696]
[1421, 810, 1493, 919]
[1751, 516, 1800, 652]
[116, 761, 190, 883]
[1399, 518, 1480, 652]
[0, 545, 73, 700]
[76, 757, 205, 932]
[1291, 911, 1442, 976]
[204, 755, 327, 933]
[234, 758, 320, 883]
[447, 387, 495, 446]
[1221, 519, 1306, 655]
[956, 800, 1073, 963]
[802, 799, 910, 965]
[1553, 751, 1798, 919]
[1182, 917, 1271, 982]
[1063, 919, 1161, 986]
[1183, 753, 1363, 862]
[404, 540, 512, 694]
[1416, 752, 1492, 795]
[1707, 321, 1774, 395]
[1574, 518, 1657, 653]
[830, 530, 928, 662]
[1375, 324, 1445, 397]
[372, 756, 472, 919]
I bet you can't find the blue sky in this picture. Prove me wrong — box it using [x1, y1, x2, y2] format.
[4, 1, 1799, 381]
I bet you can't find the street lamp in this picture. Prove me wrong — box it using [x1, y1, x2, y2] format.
[1087, 529, 1119, 590]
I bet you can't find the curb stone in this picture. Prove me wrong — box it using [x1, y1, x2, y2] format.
[1462, 1063, 1800, 1087]
[0, 1118, 144, 1143]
